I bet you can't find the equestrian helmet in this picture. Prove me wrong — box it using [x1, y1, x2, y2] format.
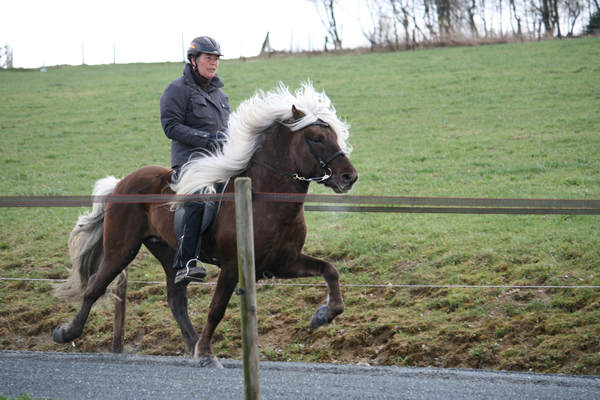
[187, 36, 223, 59]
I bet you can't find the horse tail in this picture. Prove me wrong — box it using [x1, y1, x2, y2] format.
[56, 176, 120, 300]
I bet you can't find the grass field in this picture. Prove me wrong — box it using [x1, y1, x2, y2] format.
[1, 37, 599, 375]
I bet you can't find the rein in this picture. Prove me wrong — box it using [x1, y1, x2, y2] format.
[252, 159, 331, 182]
[252, 120, 345, 183]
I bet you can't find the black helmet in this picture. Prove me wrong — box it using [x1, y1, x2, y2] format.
[187, 36, 223, 59]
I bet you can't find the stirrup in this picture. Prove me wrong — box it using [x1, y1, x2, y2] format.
[174, 259, 207, 285]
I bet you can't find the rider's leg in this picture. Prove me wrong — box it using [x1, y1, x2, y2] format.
[173, 200, 207, 284]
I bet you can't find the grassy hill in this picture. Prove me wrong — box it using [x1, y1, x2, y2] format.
[1, 37, 599, 374]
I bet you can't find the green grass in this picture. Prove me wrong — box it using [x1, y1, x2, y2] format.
[1, 38, 599, 375]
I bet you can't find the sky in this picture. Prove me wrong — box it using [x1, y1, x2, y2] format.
[1, 0, 372, 68]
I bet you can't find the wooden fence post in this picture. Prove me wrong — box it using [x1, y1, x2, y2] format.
[112, 268, 127, 353]
[235, 177, 261, 400]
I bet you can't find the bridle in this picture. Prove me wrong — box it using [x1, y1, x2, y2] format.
[251, 119, 346, 183]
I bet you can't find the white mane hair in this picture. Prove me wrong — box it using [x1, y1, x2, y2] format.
[172, 81, 352, 196]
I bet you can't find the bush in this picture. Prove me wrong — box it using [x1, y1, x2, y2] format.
[585, 9, 600, 35]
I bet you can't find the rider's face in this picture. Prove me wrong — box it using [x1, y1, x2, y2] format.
[193, 53, 220, 79]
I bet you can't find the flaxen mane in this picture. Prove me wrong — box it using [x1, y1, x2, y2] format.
[172, 82, 352, 196]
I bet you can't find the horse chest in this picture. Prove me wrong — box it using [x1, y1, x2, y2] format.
[254, 221, 305, 269]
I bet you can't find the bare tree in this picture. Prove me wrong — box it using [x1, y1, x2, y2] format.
[532, 0, 558, 36]
[425, 0, 473, 38]
[553, 0, 563, 36]
[1, 43, 13, 69]
[390, 0, 404, 47]
[436, 0, 454, 35]
[362, 0, 390, 48]
[363, 0, 433, 49]
[422, 0, 439, 37]
[309, 0, 343, 50]
[508, 0, 523, 37]
[362, 0, 403, 49]
[393, 0, 428, 46]
[405, 0, 430, 42]
[476, 0, 489, 37]
[354, 0, 597, 49]
[562, 0, 584, 35]
[467, 0, 481, 37]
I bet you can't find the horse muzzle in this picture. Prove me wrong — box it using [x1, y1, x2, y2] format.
[327, 169, 358, 193]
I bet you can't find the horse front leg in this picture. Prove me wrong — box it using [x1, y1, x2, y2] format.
[194, 264, 238, 368]
[278, 253, 344, 330]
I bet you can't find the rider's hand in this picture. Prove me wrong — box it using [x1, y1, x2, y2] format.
[214, 131, 228, 142]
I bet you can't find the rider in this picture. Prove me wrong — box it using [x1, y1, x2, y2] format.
[160, 36, 231, 284]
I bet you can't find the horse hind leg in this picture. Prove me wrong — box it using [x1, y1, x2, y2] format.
[144, 237, 199, 354]
[53, 230, 144, 344]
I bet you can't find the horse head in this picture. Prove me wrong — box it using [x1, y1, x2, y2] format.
[286, 105, 358, 193]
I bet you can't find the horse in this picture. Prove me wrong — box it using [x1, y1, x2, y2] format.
[52, 82, 358, 368]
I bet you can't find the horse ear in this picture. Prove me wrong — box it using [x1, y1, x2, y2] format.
[292, 105, 305, 120]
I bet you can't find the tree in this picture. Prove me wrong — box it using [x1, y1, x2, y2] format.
[467, 0, 481, 37]
[563, 0, 583, 36]
[355, 0, 598, 48]
[0, 43, 13, 69]
[436, 0, 454, 35]
[309, 0, 343, 49]
[585, 7, 600, 33]
[362, 0, 427, 49]
[531, 0, 560, 36]
[363, 0, 400, 49]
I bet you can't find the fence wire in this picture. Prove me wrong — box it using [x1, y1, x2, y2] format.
[1, 192, 598, 289]
[1, 277, 598, 290]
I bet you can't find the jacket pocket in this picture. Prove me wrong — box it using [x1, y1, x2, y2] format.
[191, 95, 208, 118]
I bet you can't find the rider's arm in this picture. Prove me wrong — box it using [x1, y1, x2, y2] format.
[160, 84, 218, 148]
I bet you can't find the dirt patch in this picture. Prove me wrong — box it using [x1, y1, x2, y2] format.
[2, 277, 599, 375]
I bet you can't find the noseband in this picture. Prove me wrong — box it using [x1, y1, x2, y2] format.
[252, 119, 346, 183]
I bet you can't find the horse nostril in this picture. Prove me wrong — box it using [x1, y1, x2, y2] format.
[341, 172, 357, 184]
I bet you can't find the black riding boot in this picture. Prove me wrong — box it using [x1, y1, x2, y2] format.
[173, 201, 207, 284]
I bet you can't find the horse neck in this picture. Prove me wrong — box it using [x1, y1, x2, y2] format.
[246, 124, 309, 195]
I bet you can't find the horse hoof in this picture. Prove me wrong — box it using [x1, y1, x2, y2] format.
[52, 325, 68, 343]
[310, 305, 329, 330]
[198, 355, 224, 369]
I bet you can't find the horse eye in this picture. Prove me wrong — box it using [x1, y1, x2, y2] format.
[312, 136, 324, 143]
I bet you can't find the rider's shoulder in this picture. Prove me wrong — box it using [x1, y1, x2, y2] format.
[163, 76, 193, 100]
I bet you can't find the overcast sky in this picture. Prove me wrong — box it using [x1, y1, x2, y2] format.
[2, 0, 371, 68]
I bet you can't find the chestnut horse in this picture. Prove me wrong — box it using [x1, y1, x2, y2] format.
[53, 83, 358, 368]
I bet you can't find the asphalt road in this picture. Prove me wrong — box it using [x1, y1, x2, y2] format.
[1, 351, 599, 399]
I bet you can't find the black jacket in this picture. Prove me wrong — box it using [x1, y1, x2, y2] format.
[160, 64, 231, 168]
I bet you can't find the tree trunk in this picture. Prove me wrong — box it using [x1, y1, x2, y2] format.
[326, 0, 343, 49]
[509, 0, 523, 38]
